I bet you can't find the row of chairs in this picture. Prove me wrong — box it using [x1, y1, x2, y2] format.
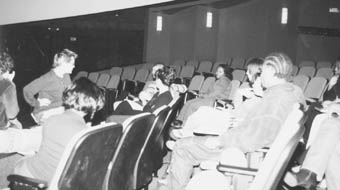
[7, 95, 185, 190]
[292, 75, 328, 101]
[184, 74, 328, 107]
[299, 60, 332, 69]
[293, 66, 333, 79]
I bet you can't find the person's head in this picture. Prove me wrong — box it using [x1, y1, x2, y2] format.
[261, 52, 293, 88]
[52, 49, 78, 74]
[155, 66, 176, 87]
[62, 77, 105, 119]
[333, 57, 340, 75]
[0, 50, 15, 81]
[152, 63, 165, 80]
[215, 64, 233, 80]
[246, 58, 264, 84]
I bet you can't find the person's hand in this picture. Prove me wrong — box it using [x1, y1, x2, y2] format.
[252, 79, 263, 97]
[204, 136, 222, 149]
[38, 98, 51, 106]
[328, 75, 339, 89]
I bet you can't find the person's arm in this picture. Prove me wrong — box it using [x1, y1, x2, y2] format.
[3, 84, 19, 119]
[23, 75, 49, 107]
[219, 115, 281, 153]
[143, 92, 172, 112]
[204, 78, 231, 99]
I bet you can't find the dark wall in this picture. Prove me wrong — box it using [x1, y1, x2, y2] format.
[145, 0, 340, 65]
[296, 0, 340, 64]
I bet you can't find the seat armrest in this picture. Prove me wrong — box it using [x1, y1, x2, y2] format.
[217, 164, 258, 176]
[7, 174, 48, 190]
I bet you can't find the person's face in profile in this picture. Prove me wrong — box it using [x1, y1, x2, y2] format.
[260, 64, 275, 88]
[334, 61, 340, 75]
[215, 67, 225, 79]
[60, 57, 76, 74]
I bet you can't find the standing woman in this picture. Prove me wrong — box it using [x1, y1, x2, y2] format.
[23, 49, 78, 124]
[176, 64, 233, 125]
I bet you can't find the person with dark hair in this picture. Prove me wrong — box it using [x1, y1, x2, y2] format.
[23, 49, 78, 124]
[111, 66, 176, 116]
[13, 77, 104, 183]
[232, 57, 264, 113]
[160, 52, 305, 190]
[175, 64, 233, 126]
[0, 50, 21, 129]
[323, 58, 340, 101]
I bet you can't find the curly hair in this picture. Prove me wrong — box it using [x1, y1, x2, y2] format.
[155, 66, 176, 86]
[0, 51, 14, 74]
[52, 49, 78, 68]
[63, 77, 104, 119]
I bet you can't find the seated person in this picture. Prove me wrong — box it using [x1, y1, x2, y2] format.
[0, 50, 21, 129]
[116, 63, 165, 102]
[107, 66, 177, 123]
[176, 64, 233, 125]
[303, 57, 340, 143]
[284, 102, 340, 190]
[160, 52, 305, 190]
[12, 77, 105, 183]
[169, 58, 264, 139]
[231, 57, 264, 117]
[23, 49, 78, 124]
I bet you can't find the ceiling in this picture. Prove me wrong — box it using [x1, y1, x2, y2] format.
[0, 0, 252, 32]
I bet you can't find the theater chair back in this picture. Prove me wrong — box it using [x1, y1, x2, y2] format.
[8, 122, 123, 190]
[104, 113, 155, 190]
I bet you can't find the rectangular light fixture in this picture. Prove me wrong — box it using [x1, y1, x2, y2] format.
[156, 15, 163, 31]
[206, 11, 212, 28]
[329, 7, 340, 13]
[281, 7, 288, 24]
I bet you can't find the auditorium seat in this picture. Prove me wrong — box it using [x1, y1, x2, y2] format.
[298, 66, 316, 78]
[299, 60, 315, 67]
[109, 67, 123, 76]
[104, 113, 155, 190]
[197, 60, 213, 74]
[316, 61, 332, 69]
[230, 58, 245, 69]
[315, 67, 333, 79]
[292, 75, 310, 92]
[96, 73, 111, 88]
[87, 72, 99, 83]
[304, 76, 327, 101]
[232, 69, 246, 82]
[229, 79, 241, 100]
[8, 122, 123, 190]
[72, 71, 88, 82]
